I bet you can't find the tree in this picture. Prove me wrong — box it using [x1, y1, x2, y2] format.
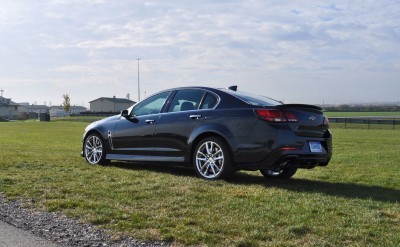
[62, 94, 71, 114]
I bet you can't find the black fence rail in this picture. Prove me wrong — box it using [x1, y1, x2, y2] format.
[329, 117, 400, 130]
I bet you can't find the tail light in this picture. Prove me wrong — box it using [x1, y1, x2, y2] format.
[254, 109, 298, 123]
[285, 112, 298, 122]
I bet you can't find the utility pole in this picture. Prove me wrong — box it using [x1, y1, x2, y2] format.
[0, 87, 3, 97]
[137, 58, 141, 102]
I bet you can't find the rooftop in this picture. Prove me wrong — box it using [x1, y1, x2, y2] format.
[0, 96, 19, 106]
[89, 97, 135, 104]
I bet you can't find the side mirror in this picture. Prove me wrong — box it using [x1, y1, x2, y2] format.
[121, 109, 139, 123]
[121, 109, 129, 118]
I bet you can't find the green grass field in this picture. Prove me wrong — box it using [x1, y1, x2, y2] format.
[0, 121, 399, 246]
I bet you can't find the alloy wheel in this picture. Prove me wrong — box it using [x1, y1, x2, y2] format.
[195, 140, 225, 179]
[85, 135, 104, 164]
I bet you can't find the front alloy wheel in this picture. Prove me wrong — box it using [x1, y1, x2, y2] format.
[84, 133, 107, 165]
[194, 137, 233, 180]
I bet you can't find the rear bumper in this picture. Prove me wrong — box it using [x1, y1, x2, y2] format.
[237, 152, 331, 170]
[235, 138, 332, 170]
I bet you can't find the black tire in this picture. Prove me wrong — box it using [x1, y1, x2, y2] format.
[193, 137, 234, 180]
[84, 133, 108, 165]
[260, 167, 297, 179]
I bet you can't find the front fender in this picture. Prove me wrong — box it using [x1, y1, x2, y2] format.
[82, 115, 120, 153]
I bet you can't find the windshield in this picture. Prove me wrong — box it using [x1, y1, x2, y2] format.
[221, 89, 282, 106]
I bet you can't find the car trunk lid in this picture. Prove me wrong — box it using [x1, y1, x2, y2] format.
[276, 104, 329, 138]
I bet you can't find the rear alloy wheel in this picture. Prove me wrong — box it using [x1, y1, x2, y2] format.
[84, 133, 108, 165]
[260, 167, 297, 179]
[194, 137, 233, 180]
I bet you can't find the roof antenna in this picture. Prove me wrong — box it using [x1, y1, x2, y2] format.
[228, 85, 237, 91]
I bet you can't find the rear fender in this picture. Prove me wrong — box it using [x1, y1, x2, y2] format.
[186, 123, 236, 162]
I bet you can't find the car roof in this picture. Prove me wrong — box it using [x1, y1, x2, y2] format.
[160, 86, 239, 95]
[147, 86, 281, 108]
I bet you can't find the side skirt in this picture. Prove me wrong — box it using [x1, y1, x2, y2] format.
[106, 154, 185, 162]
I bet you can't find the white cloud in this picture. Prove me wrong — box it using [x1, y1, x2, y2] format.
[0, 0, 399, 106]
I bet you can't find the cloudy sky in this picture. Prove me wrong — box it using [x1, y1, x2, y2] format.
[0, 0, 399, 107]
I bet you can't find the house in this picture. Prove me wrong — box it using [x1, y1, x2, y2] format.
[71, 105, 88, 115]
[1, 97, 52, 120]
[50, 105, 87, 117]
[1, 92, 88, 119]
[0, 96, 19, 120]
[17, 104, 50, 120]
[50, 106, 66, 117]
[23, 104, 50, 114]
[89, 96, 135, 112]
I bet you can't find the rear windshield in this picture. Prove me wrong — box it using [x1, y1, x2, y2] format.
[222, 89, 282, 106]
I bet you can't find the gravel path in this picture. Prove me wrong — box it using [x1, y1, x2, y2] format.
[0, 193, 170, 247]
[0, 220, 60, 247]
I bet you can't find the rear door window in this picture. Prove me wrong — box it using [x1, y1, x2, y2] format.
[167, 90, 205, 112]
[200, 93, 218, 109]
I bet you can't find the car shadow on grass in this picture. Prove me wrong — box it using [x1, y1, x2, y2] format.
[231, 172, 400, 203]
[108, 162, 399, 204]
[108, 161, 196, 178]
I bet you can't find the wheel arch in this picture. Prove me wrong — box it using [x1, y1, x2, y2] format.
[188, 130, 235, 166]
[83, 128, 110, 153]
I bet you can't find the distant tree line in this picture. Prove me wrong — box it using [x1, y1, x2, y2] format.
[319, 103, 400, 112]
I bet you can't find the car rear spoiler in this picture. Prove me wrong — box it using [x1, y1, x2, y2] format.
[277, 104, 323, 111]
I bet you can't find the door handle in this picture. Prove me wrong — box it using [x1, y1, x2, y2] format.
[190, 115, 202, 119]
[145, 119, 155, 124]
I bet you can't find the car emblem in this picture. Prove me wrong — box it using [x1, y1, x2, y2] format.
[309, 116, 317, 121]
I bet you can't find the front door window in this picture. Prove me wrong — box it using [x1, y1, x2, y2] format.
[131, 91, 171, 116]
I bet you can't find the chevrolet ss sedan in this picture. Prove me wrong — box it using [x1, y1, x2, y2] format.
[81, 86, 332, 180]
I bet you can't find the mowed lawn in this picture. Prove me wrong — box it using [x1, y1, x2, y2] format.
[0, 121, 399, 246]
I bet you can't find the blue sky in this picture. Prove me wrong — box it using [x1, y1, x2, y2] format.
[0, 0, 399, 107]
